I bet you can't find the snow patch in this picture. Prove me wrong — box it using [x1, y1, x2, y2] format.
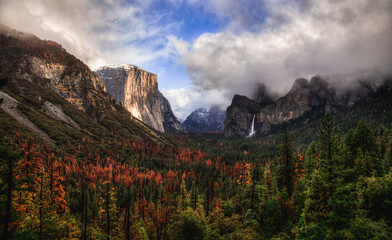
[96, 64, 135, 71]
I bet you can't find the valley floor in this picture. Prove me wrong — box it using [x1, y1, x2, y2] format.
[1, 114, 392, 239]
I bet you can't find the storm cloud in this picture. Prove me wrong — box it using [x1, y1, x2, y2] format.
[180, 0, 392, 110]
[0, 0, 177, 69]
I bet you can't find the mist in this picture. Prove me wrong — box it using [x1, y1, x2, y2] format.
[179, 0, 392, 112]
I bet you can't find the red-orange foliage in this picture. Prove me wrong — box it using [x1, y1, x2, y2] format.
[175, 148, 209, 165]
[295, 154, 305, 180]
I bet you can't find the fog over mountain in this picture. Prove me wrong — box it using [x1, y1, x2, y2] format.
[1, 0, 391, 119]
[179, 0, 392, 112]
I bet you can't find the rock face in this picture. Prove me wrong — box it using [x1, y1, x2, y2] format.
[24, 56, 110, 119]
[96, 65, 185, 133]
[182, 106, 226, 132]
[0, 24, 171, 145]
[224, 76, 352, 137]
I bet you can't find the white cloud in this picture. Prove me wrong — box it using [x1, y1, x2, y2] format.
[164, 35, 190, 60]
[161, 88, 227, 120]
[161, 88, 197, 121]
[181, 0, 392, 110]
[0, 0, 178, 69]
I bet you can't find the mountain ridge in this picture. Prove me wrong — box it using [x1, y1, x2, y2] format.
[224, 75, 391, 137]
[0, 25, 173, 146]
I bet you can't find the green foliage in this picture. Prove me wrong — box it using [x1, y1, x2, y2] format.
[358, 172, 392, 221]
[168, 210, 206, 240]
[263, 197, 283, 237]
[276, 125, 296, 197]
[0, 101, 391, 240]
[223, 201, 234, 217]
[350, 217, 392, 240]
[305, 141, 318, 179]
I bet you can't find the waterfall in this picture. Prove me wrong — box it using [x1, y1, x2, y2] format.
[247, 114, 256, 138]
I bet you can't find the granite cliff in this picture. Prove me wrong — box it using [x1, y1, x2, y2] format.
[224, 76, 383, 137]
[96, 65, 185, 134]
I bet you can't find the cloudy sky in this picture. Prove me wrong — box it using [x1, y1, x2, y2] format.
[1, 0, 392, 120]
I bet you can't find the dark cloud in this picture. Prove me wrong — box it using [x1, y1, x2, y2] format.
[180, 0, 392, 110]
[0, 0, 177, 69]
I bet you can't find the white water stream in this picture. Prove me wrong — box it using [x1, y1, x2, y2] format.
[246, 114, 256, 138]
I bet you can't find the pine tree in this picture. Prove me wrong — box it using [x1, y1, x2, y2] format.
[305, 141, 319, 179]
[276, 124, 296, 197]
[299, 113, 343, 238]
[353, 119, 378, 158]
[250, 165, 262, 211]
[353, 119, 380, 175]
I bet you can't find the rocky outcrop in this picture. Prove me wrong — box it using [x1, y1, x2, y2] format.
[182, 106, 226, 132]
[224, 95, 264, 137]
[224, 76, 343, 137]
[96, 65, 185, 133]
[160, 93, 186, 134]
[24, 56, 111, 120]
[0, 24, 172, 145]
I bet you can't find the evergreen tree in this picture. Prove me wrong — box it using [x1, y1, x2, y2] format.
[263, 197, 283, 237]
[344, 129, 356, 165]
[305, 141, 319, 179]
[250, 165, 262, 211]
[353, 119, 380, 175]
[353, 119, 378, 158]
[168, 210, 206, 240]
[299, 113, 345, 238]
[276, 125, 296, 197]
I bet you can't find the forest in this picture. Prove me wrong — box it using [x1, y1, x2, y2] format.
[1, 113, 392, 239]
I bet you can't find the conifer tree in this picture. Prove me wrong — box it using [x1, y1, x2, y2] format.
[305, 141, 319, 179]
[276, 124, 296, 197]
[353, 119, 380, 175]
[299, 113, 343, 238]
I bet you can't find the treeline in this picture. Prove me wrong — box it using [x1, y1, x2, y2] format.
[1, 113, 392, 239]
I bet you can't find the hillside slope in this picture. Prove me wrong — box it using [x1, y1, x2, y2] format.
[0, 25, 172, 147]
